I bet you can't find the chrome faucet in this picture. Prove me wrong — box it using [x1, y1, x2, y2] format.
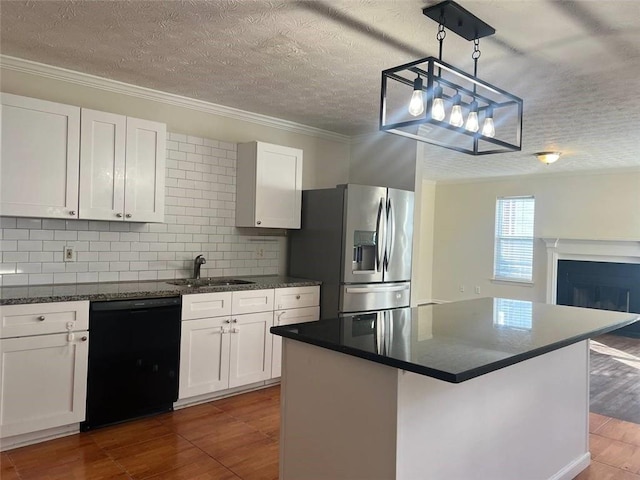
[193, 254, 206, 279]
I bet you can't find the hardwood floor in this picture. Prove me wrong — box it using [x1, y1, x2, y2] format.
[2, 384, 639, 479]
[590, 334, 640, 425]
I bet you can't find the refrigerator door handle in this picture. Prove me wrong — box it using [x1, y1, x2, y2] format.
[385, 197, 395, 271]
[375, 198, 385, 272]
[345, 285, 409, 293]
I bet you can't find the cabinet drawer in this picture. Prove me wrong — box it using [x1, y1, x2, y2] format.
[274, 306, 320, 327]
[0, 301, 89, 338]
[182, 292, 232, 320]
[232, 289, 274, 315]
[274, 286, 320, 310]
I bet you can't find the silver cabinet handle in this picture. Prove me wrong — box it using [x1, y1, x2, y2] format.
[256, 220, 262, 225]
[81, 336, 88, 341]
[116, 213, 123, 218]
[38, 315, 46, 321]
[125, 213, 132, 218]
[69, 211, 76, 216]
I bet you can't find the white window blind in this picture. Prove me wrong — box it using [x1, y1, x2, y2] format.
[494, 196, 535, 281]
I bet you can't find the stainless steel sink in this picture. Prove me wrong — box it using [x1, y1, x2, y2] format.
[166, 278, 255, 288]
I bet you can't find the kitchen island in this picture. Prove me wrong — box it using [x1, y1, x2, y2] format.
[271, 298, 639, 480]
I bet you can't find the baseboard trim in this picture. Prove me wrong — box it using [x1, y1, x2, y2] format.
[549, 452, 591, 480]
[0, 424, 79, 452]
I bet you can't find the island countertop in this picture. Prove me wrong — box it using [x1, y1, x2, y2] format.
[270, 297, 639, 383]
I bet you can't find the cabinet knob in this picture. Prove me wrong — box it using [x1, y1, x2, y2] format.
[69, 211, 76, 216]
[116, 213, 123, 218]
[81, 336, 88, 342]
[38, 315, 46, 321]
[256, 220, 261, 225]
[296, 295, 301, 300]
[125, 213, 132, 218]
[232, 318, 238, 323]
[224, 319, 230, 323]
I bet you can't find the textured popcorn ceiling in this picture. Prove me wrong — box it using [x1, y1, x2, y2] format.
[1, 0, 639, 181]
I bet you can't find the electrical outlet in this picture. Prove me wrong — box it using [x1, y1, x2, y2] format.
[475, 286, 481, 294]
[459, 284, 465, 293]
[64, 246, 75, 262]
[256, 247, 264, 258]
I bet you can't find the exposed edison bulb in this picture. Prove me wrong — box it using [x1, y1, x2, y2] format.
[449, 95, 464, 127]
[482, 106, 495, 138]
[432, 86, 445, 121]
[465, 101, 479, 132]
[408, 76, 425, 117]
[482, 117, 495, 138]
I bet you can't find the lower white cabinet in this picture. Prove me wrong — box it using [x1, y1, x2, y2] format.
[229, 311, 273, 388]
[179, 289, 275, 400]
[178, 286, 319, 400]
[179, 316, 231, 398]
[0, 301, 89, 442]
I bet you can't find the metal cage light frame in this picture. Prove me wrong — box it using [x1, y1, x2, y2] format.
[379, 1, 523, 155]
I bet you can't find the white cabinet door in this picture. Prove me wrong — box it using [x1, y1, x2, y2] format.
[179, 317, 231, 399]
[236, 141, 302, 229]
[79, 109, 126, 221]
[0, 93, 80, 219]
[79, 113, 165, 223]
[0, 332, 88, 438]
[124, 117, 166, 223]
[229, 311, 273, 388]
[271, 306, 320, 378]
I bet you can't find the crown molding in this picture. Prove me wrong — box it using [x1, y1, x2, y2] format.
[0, 55, 350, 144]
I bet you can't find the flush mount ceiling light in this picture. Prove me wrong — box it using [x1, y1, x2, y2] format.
[536, 152, 561, 164]
[379, 0, 523, 155]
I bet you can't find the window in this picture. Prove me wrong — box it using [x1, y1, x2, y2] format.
[493, 196, 535, 282]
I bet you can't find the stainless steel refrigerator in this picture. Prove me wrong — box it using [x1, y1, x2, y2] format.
[288, 184, 414, 319]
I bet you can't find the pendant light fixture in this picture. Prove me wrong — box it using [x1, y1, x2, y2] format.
[380, 0, 523, 155]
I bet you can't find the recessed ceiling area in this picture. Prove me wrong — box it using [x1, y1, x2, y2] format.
[1, 0, 639, 181]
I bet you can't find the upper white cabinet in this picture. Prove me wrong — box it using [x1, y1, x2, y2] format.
[0, 93, 165, 222]
[235, 141, 303, 229]
[0, 93, 80, 219]
[80, 109, 165, 222]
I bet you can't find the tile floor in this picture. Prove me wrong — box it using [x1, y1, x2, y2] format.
[1, 385, 639, 479]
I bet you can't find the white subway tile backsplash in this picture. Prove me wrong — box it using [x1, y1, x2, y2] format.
[99, 272, 119, 282]
[42, 219, 66, 230]
[18, 240, 43, 251]
[99, 252, 120, 262]
[0, 132, 283, 286]
[4, 252, 29, 262]
[169, 132, 187, 142]
[54, 230, 78, 241]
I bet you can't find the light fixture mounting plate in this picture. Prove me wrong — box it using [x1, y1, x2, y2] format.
[423, 0, 495, 41]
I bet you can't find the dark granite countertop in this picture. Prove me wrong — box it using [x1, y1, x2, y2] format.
[270, 297, 639, 383]
[0, 276, 321, 305]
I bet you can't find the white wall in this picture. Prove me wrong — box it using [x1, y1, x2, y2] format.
[349, 132, 417, 191]
[430, 170, 640, 303]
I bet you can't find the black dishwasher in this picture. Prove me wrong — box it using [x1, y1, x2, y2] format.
[81, 296, 181, 431]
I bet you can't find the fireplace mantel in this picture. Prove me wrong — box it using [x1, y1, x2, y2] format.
[543, 238, 640, 304]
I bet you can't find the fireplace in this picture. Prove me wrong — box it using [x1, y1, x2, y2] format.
[544, 238, 640, 338]
[556, 260, 640, 337]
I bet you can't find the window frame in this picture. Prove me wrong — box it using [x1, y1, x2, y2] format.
[492, 195, 535, 283]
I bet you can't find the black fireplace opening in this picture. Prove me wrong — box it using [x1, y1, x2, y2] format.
[557, 260, 640, 337]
